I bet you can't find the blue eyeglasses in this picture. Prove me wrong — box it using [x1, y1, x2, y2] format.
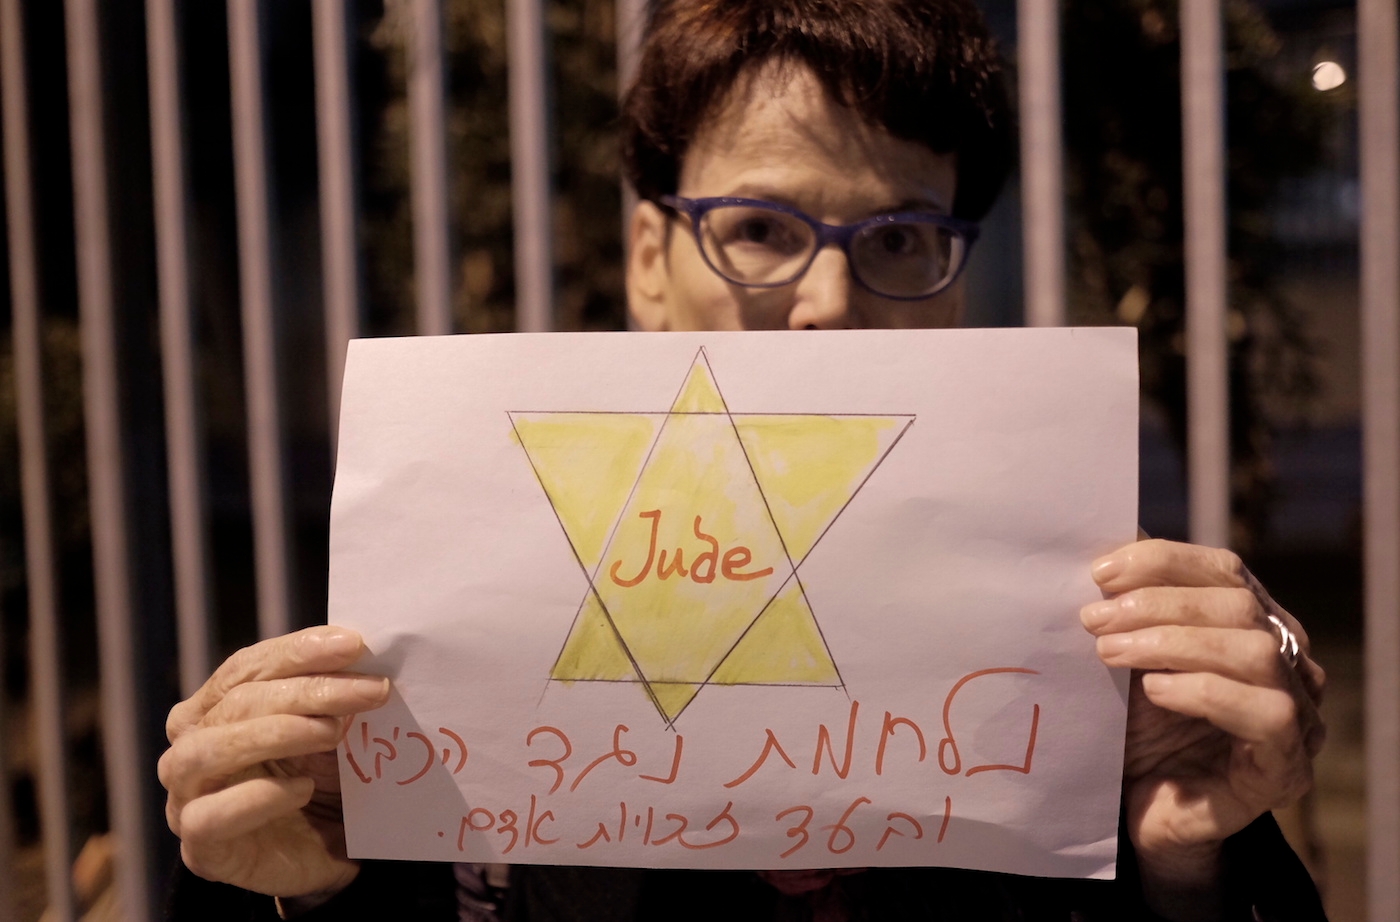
[660, 195, 979, 301]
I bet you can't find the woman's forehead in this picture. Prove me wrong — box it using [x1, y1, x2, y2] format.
[677, 63, 958, 217]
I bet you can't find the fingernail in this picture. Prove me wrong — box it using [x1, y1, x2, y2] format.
[322, 629, 362, 656]
[351, 676, 390, 701]
[1092, 554, 1124, 585]
[1081, 599, 1118, 631]
[1141, 672, 1174, 695]
[1096, 633, 1132, 659]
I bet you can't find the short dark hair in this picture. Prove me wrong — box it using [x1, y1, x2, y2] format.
[620, 0, 1015, 222]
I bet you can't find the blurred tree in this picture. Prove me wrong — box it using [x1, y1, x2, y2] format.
[0, 321, 92, 696]
[360, 0, 624, 337]
[1061, 0, 1328, 549]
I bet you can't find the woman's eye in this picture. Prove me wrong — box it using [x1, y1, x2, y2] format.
[738, 218, 775, 243]
[727, 216, 791, 247]
[876, 226, 920, 255]
[707, 208, 807, 251]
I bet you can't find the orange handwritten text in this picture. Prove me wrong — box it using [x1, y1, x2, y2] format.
[453, 794, 558, 855]
[938, 668, 1041, 776]
[813, 701, 860, 779]
[342, 721, 468, 786]
[723, 729, 798, 788]
[428, 666, 1042, 859]
[775, 805, 813, 858]
[875, 712, 926, 775]
[773, 796, 941, 858]
[570, 724, 638, 792]
[528, 725, 686, 793]
[525, 726, 572, 794]
[877, 812, 923, 851]
[723, 667, 1042, 786]
[574, 801, 741, 851]
[608, 510, 773, 587]
[822, 796, 872, 854]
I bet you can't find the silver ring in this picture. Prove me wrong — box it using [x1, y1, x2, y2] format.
[1267, 614, 1301, 668]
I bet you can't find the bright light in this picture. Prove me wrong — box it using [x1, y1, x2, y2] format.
[1312, 61, 1346, 91]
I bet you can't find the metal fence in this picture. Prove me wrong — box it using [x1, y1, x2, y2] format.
[1, 0, 1396, 919]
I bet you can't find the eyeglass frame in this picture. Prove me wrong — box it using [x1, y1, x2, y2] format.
[658, 194, 980, 302]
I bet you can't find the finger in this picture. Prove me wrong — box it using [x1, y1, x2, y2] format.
[158, 714, 346, 803]
[1081, 587, 1261, 635]
[168, 627, 367, 740]
[1104, 625, 1326, 732]
[1246, 603, 1323, 706]
[1139, 672, 1323, 788]
[1091, 540, 1320, 670]
[1230, 568, 1316, 657]
[177, 775, 317, 844]
[1097, 626, 1288, 688]
[204, 674, 390, 727]
[1295, 655, 1326, 708]
[1092, 539, 1248, 595]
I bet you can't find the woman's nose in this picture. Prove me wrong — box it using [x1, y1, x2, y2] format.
[786, 247, 855, 330]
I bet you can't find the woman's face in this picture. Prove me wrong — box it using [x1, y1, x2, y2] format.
[627, 63, 964, 332]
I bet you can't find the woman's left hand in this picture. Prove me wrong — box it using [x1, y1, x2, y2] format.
[1080, 539, 1326, 913]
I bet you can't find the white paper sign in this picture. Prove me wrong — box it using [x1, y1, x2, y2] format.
[332, 328, 1137, 879]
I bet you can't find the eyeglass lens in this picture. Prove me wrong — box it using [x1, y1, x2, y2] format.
[696, 204, 962, 298]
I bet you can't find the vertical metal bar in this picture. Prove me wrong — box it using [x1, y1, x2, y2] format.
[1017, 0, 1066, 328]
[0, 655, 13, 922]
[228, 0, 295, 638]
[313, 0, 361, 444]
[63, 0, 155, 917]
[1360, 0, 1400, 918]
[507, 0, 555, 333]
[147, 0, 214, 696]
[1179, 0, 1230, 550]
[408, 0, 453, 335]
[616, 0, 646, 287]
[1, 1, 77, 916]
[615, 0, 646, 119]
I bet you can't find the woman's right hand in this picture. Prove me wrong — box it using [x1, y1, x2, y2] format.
[158, 626, 392, 898]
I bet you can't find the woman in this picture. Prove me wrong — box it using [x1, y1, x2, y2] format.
[161, 1, 1327, 919]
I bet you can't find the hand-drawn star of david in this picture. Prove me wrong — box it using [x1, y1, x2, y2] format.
[509, 347, 913, 727]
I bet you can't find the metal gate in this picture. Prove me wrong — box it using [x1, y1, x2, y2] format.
[1, 0, 1396, 919]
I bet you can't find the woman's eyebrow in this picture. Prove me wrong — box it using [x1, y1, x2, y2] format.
[689, 180, 952, 219]
[718, 183, 802, 207]
[883, 196, 952, 215]
[707, 186, 952, 218]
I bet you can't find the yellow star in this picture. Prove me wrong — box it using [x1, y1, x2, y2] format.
[510, 348, 913, 726]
